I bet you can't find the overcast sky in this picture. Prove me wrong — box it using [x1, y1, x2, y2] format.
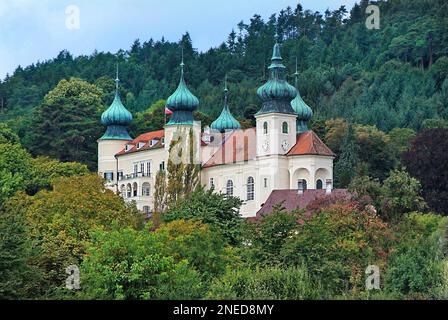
[0, 0, 358, 80]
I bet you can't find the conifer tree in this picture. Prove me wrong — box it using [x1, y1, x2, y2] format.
[334, 124, 359, 188]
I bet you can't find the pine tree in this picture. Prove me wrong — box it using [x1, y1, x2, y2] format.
[334, 124, 359, 188]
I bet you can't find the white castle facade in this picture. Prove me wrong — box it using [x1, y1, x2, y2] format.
[98, 43, 335, 218]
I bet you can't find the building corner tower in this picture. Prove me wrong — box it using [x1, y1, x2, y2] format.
[98, 67, 133, 187]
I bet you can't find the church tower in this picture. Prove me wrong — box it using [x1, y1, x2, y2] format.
[98, 66, 133, 184]
[210, 78, 241, 133]
[255, 41, 298, 157]
[164, 56, 201, 163]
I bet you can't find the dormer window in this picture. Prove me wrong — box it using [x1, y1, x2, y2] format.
[125, 144, 133, 152]
[150, 139, 159, 147]
[137, 142, 146, 149]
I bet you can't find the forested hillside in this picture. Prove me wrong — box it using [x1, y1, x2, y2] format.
[2, 0, 448, 300]
[0, 0, 447, 166]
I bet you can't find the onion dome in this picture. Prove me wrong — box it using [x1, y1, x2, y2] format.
[210, 79, 241, 133]
[256, 42, 297, 115]
[166, 58, 199, 125]
[99, 68, 133, 140]
[291, 60, 313, 133]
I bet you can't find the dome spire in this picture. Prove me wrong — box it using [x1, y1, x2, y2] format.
[99, 62, 133, 141]
[166, 49, 199, 125]
[115, 62, 120, 92]
[210, 76, 241, 133]
[256, 39, 297, 115]
[291, 57, 313, 133]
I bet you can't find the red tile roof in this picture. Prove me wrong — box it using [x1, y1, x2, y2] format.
[116, 129, 165, 156]
[287, 131, 335, 157]
[203, 128, 257, 168]
[255, 189, 352, 218]
[203, 129, 333, 168]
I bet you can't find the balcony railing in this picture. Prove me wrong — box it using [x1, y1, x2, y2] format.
[118, 172, 152, 181]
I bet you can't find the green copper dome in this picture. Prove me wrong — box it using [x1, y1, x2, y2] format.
[101, 92, 133, 126]
[291, 65, 313, 133]
[211, 83, 241, 133]
[166, 60, 199, 125]
[99, 73, 133, 141]
[256, 43, 297, 115]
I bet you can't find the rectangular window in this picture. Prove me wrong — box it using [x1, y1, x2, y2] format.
[264, 178, 268, 188]
[146, 162, 151, 176]
[160, 161, 165, 171]
[209, 178, 215, 189]
[133, 163, 138, 176]
[104, 172, 114, 182]
[140, 162, 145, 176]
[118, 171, 123, 181]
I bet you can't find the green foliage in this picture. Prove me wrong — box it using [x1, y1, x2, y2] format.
[387, 128, 416, 168]
[242, 205, 298, 266]
[27, 156, 89, 195]
[154, 220, 239, 281]
[207, 266, 325, 300]
[380, 170, 427, 221]
[385, 213, 448, 298]
[0, 200, 38, 299]
[163, 187, 243, 245]
[3, 174, 145, 296]
[80, 226, 203, 300]
[24, 78, 104, 170]
[280, 204, 393, 294]
[0, 123, 20, 144]
[0, 143, 32, 204]
[334, 125, 359, 187]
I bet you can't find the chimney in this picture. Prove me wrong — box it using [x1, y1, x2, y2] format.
[298, 180, 304, 195]
[326, 179, 332, 195]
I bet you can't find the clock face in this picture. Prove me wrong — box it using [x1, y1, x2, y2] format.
[262, 140, 270, 151]
[281, 140, 290, 151]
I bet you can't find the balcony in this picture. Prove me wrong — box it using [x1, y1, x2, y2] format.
[118, 172, 152, 182]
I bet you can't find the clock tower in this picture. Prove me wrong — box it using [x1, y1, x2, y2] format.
[255, 41, 297, 157]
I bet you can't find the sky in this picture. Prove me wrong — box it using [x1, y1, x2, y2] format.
[0, 0, 358, 80]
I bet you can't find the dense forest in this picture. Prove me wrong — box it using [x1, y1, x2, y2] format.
[1, 0, 448, 300]
[1, 0, 448, 147]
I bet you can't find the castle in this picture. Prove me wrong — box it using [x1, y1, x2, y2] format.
[97, 42, 335, 218]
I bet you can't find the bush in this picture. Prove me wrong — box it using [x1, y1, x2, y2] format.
[280, 204, 394, 294]
[80, 226, 203, 300]
[384, 213, 448, 298]
[207, 266, 326, 300]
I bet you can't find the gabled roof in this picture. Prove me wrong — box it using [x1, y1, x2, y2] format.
[116, 129, 165, 156]
[287, 131, 335, 157]
[203, 128, 256, 168]
[255, 189, 352, 218]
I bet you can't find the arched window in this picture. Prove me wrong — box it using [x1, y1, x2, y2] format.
[126, 184, 132, 198]
[282, 121, 289, 134]
[298, 179, 308, 191]
[142, 183, 151, 197]
[263, 122, 268, 134]
[226, 180, 234, 196]
[133, 182, 138, 197]
[247, 177, 255, 201]
[120, 185, 126, 198]
[316, 179, 323, 190]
